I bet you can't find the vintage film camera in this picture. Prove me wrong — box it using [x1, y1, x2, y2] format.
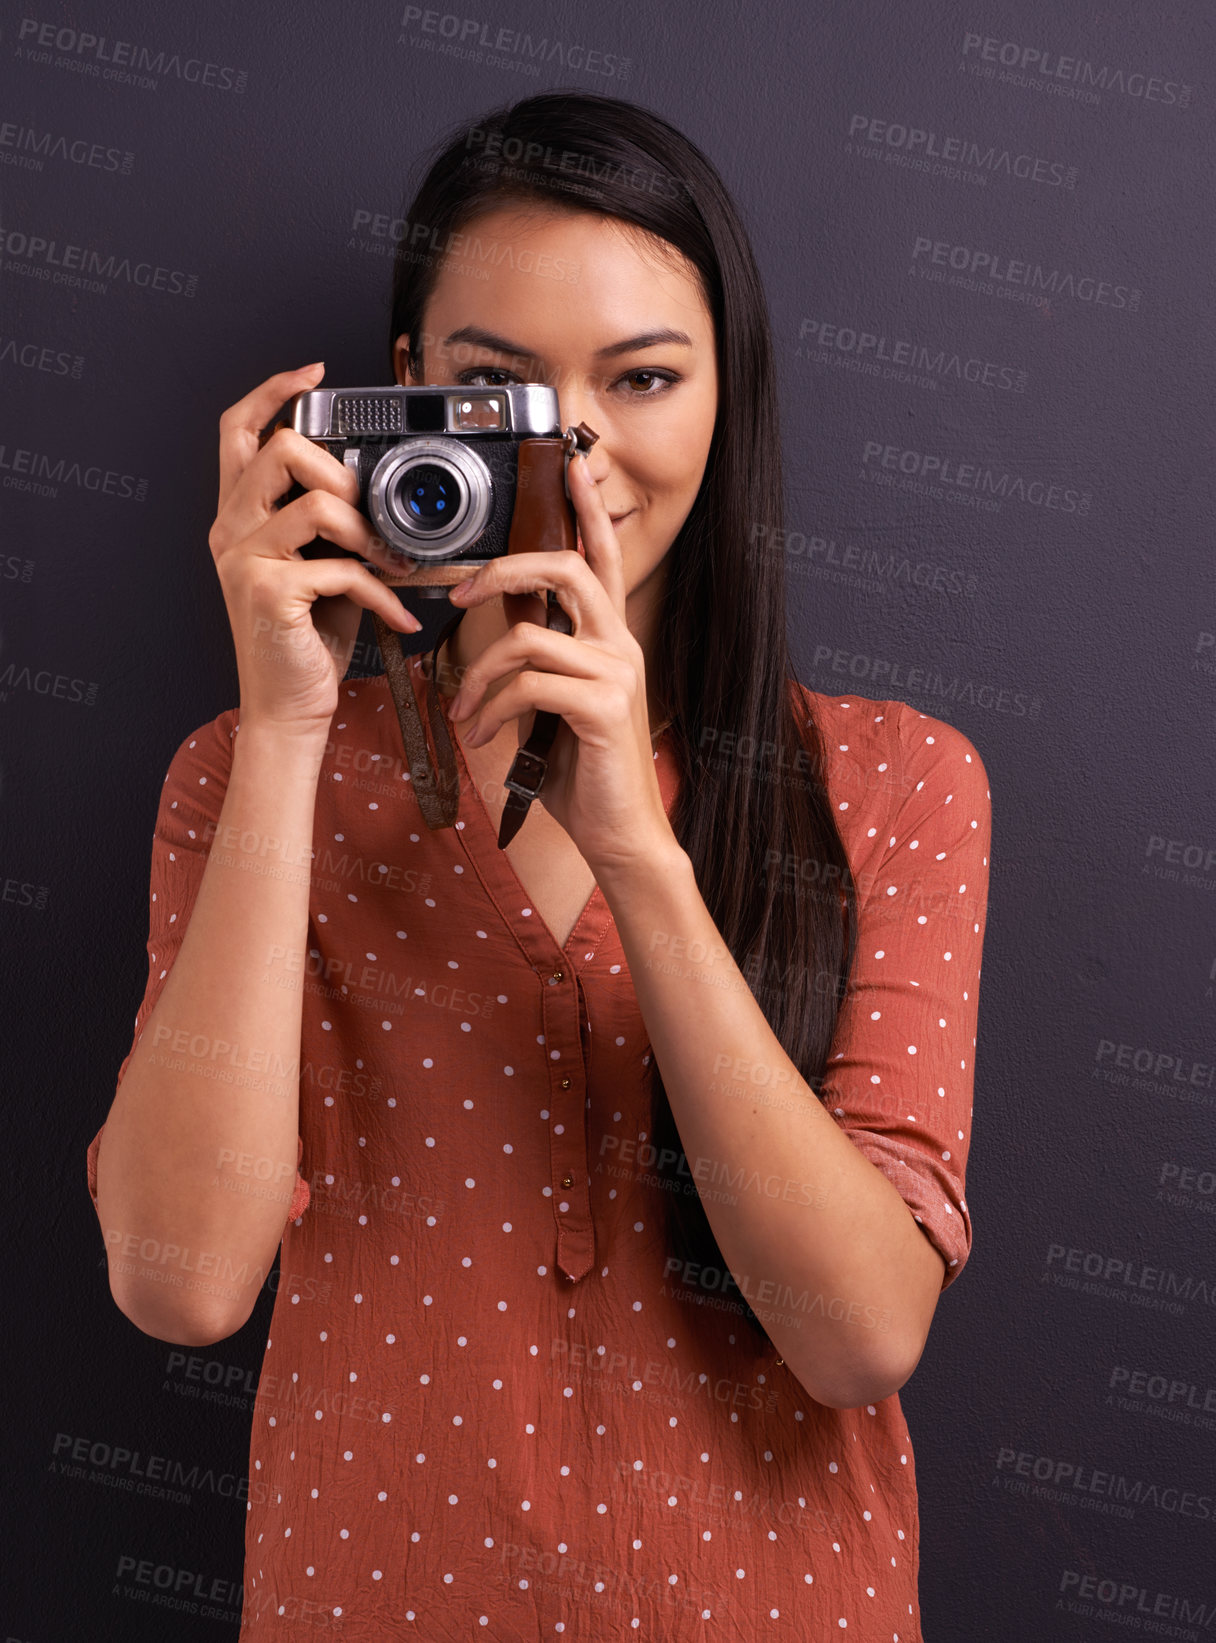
[261, 381, 598, 846]
[270, 382, 596, 596]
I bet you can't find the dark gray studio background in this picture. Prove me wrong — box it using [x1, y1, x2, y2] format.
[3, 0, 1214, 1637]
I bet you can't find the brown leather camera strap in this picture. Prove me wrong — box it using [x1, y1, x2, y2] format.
[370, 605, 463, 832]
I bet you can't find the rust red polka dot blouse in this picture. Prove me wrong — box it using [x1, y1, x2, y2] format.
[87, 651, 992, 1640]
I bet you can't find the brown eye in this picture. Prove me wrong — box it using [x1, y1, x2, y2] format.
[618, 369, 677, 395]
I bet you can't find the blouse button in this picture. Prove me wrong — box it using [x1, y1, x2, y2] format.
[561, 1175, 574, 1189]
[560, 1077, 571, 1089]
[548, 969, 564, 984]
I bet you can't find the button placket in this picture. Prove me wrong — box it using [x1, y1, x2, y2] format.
[540, 966, 595, 1281]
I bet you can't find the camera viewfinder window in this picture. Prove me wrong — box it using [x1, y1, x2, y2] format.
[452, 396, 505, 431]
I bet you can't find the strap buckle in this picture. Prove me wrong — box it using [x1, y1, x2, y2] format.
[503, 747, 549, 802]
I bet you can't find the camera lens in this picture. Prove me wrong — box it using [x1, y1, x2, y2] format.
[370, 439, 491, 559]
[395, 462, 462, 531]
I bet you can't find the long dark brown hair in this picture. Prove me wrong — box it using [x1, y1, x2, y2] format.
[386, 91, 859, 1343]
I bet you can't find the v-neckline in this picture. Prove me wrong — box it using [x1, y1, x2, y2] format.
[457, 734, 606, 957]
[408, 652, 608, 960]
[404, 650, 678, 964]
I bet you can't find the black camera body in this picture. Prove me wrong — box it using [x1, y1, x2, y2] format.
[277, 382, 569, 597]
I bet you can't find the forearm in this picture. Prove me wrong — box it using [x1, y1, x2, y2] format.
[597, 844, 944, 1409]
[95, 721, 326, 1344]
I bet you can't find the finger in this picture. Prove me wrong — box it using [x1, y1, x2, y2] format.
[449, 548, 614, 639]
[215, 490, 373, 578]
[270, 555, 421, 632]
[216, 426, 365, 555]
[464, 669, 636, 748]
[449, 623, 609, 716]
[566, 452, 627, 620]
[217, 362, 325, 514]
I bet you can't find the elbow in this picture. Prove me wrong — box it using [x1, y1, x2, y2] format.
[119, 1300, 246, 1347]
[797, 1335, 927, 1411]
[150, 1313, 247, 1348]
[108, 1278, 248, 1347]
[816, 1365, 912, 1411]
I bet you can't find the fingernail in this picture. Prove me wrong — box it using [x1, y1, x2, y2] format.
[302, 360, 325, 374]
[450, 577, 475, 597]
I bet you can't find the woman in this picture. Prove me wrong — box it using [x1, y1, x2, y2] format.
[87, 91, 992, 1639]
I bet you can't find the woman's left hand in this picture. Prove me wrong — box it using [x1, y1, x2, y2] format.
[445, 452, 676, 877]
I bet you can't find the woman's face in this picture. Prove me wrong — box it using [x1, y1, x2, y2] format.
[392, 204, 719, 627]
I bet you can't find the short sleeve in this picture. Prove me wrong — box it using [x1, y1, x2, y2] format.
[86, 713, 310, 1227]
[819, 703, 992, 1290]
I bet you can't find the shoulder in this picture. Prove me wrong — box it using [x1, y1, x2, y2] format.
[890, 697, 990, 780]
[789, 682, 992, 865]
[790, 679, 898, 753]
[887, 699, 993, 840]
[792, 681, 989, 789]
[160, 706, 239, 802]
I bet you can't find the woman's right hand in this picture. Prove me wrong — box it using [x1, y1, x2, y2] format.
[209, 362, 422, 734]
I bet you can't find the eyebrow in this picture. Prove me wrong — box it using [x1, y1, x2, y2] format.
[442, 325, 694, 360]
